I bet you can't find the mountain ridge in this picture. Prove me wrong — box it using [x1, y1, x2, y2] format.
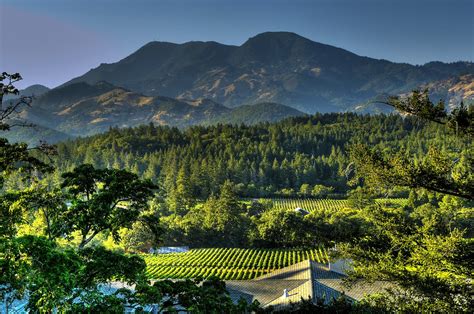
[61, 31, 474, 113]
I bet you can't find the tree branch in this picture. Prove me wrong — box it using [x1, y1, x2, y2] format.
[79, 229, 100, 249]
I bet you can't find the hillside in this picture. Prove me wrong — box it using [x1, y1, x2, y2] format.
[0, 121, 71, 146]
[4, 82, 305, 141]
[211, 102, 306, 125]
[46, 113, 464, 198]
[422, 74, 474, 109]
[6, 82, 228, 137]
[63, 32, 474, 113]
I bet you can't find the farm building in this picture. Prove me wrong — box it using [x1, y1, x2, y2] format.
[226, 259, 392, 310]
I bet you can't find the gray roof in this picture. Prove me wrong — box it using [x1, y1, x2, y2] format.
[225, 259, 392, 309]
[294, 207, 310, 215]
[226, 260, 313, 308]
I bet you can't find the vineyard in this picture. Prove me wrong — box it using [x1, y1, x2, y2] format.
[145, 247, 328, 280]
[144, 199, 408, 280]
[266, 198, 408, 212]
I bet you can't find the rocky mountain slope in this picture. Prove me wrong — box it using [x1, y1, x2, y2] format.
[63, 32, 474, 113]
[422, 74, 474, 109]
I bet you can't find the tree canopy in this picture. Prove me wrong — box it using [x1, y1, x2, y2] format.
[342, 91, 473, 312]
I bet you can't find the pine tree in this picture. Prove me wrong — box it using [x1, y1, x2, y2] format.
[169, 166, 194, 215]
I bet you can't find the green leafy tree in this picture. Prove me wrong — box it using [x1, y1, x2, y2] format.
[383, 89, 473, 136]
[55, 164, 157, 248]
[253, 209, 314, 247]
[311, 184, 334, 198]
[121, 217, 163, 253]
[299, 183, 311, 197]
[131, 278, 261, 313]
[344, 91, 474, 311]
[168, 165, 195, 215]
[0, 72, 53, 188]
[0, 72, 55, 311]
[349, 90, 473, 199]
[348, 144, 473, 199]
[13, 186, 66, 240]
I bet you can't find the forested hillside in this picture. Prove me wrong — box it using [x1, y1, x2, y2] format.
[18, 112, 466, 201]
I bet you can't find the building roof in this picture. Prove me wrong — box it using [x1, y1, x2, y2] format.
[226, 260, 313, 308]
[294, 207, 310, 215]
[225, 259, 392, 309]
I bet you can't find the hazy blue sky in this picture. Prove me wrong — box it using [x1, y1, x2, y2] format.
[1, 0, 473, 88]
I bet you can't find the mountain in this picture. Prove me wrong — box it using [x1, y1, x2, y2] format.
[4, 32, 473, 142]
[4, 82, 304, 142]
[19, 84, 50, 97]
[3, 84, 50, 101]
[63, 32, 474, 113]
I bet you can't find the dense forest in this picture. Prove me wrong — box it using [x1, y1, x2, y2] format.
[14, 112, 466, 203]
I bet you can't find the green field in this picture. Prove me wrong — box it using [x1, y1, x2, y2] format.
[267, 198, 408, 212]
[145, 247, 329, 280]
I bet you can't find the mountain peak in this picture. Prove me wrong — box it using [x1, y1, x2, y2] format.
[240, 31, 314, 51]
[24, 84, 50, 91]
[244, 31, 310, 43]
[231, 31, 356, 66]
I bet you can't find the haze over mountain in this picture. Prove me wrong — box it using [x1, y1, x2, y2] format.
[64, 32, 474, 113]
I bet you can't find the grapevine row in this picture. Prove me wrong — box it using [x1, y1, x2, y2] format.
[144, 247, 328, 280]
[266, 198, 407, 212]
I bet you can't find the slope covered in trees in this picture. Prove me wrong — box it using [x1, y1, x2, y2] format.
[31, 112, 468, 201]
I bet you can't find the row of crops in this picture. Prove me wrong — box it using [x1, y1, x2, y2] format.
[144, 247, 328, 280]
[267, 198, 408, 212]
